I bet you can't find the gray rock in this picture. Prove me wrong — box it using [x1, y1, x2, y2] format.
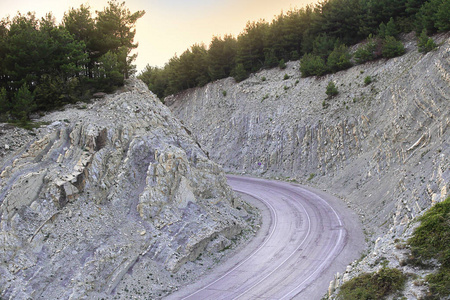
[167, 33, 450, 297]
[0, 79, 255, 299]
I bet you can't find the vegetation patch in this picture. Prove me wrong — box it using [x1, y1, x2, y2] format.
[326, 81, 339, 98]
[417, 29, 437, 53]
[408, 197, 450, 298]
[337, 267, 407, 300]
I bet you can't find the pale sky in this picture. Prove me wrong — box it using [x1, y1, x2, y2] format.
[0, 0, 317, 72]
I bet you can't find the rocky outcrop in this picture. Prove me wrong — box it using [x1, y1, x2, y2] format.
[0, 79, 255, 299]
[166, 33, 449, 296]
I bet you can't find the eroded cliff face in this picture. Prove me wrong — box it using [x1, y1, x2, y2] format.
[166, 34, 449, 297]
[0, 79, 254, 299]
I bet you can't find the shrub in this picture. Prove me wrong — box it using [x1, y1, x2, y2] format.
[300, 53, 327, 77]
[326, 81, 338, 98]
[279, 59, 287, 69]
[337, 267, 407, 300]
[408, 197, 450, 298]
[283, 74, 290, 80]
[382, 36, 405, 58]
[222, 90, 227, 97]
[327, 44, 352, 73]
[364, 76, 372, 85]
[417, 29, 437, 53]
[290, 50, 300, 61]
[354, 36, 378, 64]
[232, 63, 248, 82]
[13, 84, 36, 121]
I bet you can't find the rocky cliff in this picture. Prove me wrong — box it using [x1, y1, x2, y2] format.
[0, 79, 255, 299]
[166, 33, 449, 297]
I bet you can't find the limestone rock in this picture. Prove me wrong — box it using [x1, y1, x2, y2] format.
[0, 79, 253, 299]
[167, 33, 450, 297]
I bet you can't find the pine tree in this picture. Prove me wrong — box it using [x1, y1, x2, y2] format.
[94, 1, 145, 79]
[12, 84, 35, 121]
[417, 29, 437, 53]
[232, 63, 248, 82]
[326, 81, 339, 98]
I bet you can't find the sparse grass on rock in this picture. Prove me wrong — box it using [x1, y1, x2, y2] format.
[337, 267, 407, 300]
[408, 197, 450, 299]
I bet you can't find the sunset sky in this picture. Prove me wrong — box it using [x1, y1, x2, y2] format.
[0, 0, 317, 72]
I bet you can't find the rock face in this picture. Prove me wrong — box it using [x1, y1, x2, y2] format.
[0, 79, 253, 299]
[166, 33, 449, 295]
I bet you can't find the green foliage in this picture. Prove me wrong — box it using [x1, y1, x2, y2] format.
[0, 2, 144, 120]
[418, 29, 437, 53]
[283, 73, 290, 80]
[354, 36, 379, 64]
[326, 81, 339, 98]
[264, 48, 279, 68]
[0, 87, 8, 112]
[312, 33, 337, 59]
[382, 36, 406, 58]
[434, 0, 450, 32]
[94, 1, 145, 79]
[300, 53, 327, 77]
[290, 50, 300, 61]
[337, 267, 407, 300]
[232, 63, 248, 82]
[408, 197, 450, 298]
[207, 35, 237, 81]
[364, 76, 373, 85]
[137, 0, 449, 96]
[0, 87, 9, 121]
[327, 44, 352, 73]
[386, 17, 399, 38]
[222, 90, 227, 97]
[278, 59, 287, 69]
[98, 51, 124, 92]
[12, 84, 35, 121]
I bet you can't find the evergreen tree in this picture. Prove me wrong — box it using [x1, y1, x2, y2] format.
[382, 36, 406, 58]
[300, 53, 327, 77]
[94, 1, 145, 79]
[327, 44, 352, 72]
[0, 87, 8, 119]
[435, 0, 450, 32]
[385, 17, 399, 38]
[208, 35, 237, 81]
[232, 63, 248, 82]
[63, 5, 96, 77]
[12, 84, 35, 121]
[417, 29, 437, 53]
[98, 50, 123, 92]
[326, 81, 339, 98]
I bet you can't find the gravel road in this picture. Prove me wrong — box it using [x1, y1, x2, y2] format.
[166, 175, 365, 299]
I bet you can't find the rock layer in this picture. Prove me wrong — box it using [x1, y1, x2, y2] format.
[166, 34, 449, 234]
[0, 79, 252, 299]
[166, 34, 449, 297]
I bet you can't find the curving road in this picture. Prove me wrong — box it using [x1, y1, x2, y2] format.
[167, 175, 364, 300]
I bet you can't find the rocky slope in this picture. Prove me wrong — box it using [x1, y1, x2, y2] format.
[166, 33, 449, 298]
[0, 79, 257, 299]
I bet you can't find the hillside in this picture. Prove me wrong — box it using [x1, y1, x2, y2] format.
[166, 33, 450, 298]
[0, 79, 257, 299]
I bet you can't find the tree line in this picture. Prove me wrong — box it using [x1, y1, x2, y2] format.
[0, 1, 144, 123]
[139, 0, 449, 100]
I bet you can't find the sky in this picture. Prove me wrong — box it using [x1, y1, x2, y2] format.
[0, 0, 318, 73]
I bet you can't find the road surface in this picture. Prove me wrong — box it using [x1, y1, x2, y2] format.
[167, 175, 364, 299]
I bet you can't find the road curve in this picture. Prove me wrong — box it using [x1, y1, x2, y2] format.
[167, 175, 364, 300]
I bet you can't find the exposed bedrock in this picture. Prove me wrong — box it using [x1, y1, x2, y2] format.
[0, 79, 251, 299]
[166, 34, 449, 237]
